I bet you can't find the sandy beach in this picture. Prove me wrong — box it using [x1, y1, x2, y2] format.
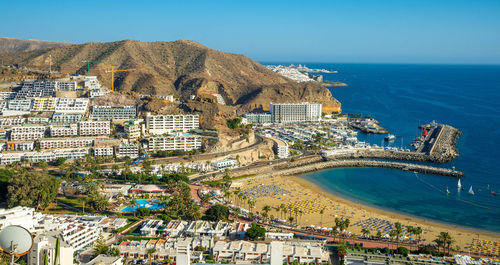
[234, 174, 500, 254]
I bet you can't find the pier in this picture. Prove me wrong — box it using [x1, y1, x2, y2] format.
[416, 123, 461, 162]
[274, 159, 464, 178]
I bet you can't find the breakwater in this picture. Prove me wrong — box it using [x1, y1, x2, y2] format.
[269, 159, 464, 178]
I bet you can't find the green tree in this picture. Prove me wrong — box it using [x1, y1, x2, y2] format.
[414, 227, 423, 244]
[53, 157, 67, 166]
[137, 207, 152, 217]
[7, 170, 61, 210]
[246, 223, 266, 240]
[93, 233, 109, 255]
[397, 246, 410, 256]
[227, 117, 242, 129]
[204, 204, 230, 221]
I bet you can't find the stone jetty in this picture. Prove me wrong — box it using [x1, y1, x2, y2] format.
[273, 159, 464, 178]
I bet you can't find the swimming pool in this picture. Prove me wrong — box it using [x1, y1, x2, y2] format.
[120, 199, 165, 212]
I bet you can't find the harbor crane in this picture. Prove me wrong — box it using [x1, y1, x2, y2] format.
[81, 60, 102, 75]
[105, 66, 136, 92]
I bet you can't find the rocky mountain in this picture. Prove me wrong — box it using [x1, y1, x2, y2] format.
[1, 39, 341, 115]
[0, 37, 70, 54]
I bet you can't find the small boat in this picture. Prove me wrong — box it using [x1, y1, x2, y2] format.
[468, 186, 475, 195]
[385, 134, 396, 141]
[492, 191, 497, 196]
[457, 179, 462, 189]
[446, 186, 450, 195]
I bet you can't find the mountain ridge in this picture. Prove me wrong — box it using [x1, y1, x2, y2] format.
[1, 38, 341, 116]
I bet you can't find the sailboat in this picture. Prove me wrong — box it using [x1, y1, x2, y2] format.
[468, 186, 475, 195]
[457, 179, 462, 189]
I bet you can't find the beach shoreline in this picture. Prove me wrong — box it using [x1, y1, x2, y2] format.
[292, 175, 500, 237]
[235, 174, 500, 252]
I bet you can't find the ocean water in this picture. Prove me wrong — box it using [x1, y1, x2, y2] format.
[271, 63, 500, 232]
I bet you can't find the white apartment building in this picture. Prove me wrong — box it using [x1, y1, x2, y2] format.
[213, 240, 328, 264]
[32, 97, 57, 111]
[270, 102, 322, 123]
[23, 151, 56, 163]
[0, 117, 25, 126]
[90, 105, 137, 120]
[115, 143, 139, 158]
[54, 98, 89, 114]
[26, 117, 50, 124]
[49, 124, 78, 137]
[83, 255, 123, 265]
[94, 146, 114, 156]
[39, 138, 94, 149]
[118, 238, 205, 262]
[0, 207, 44, 231]
[140, 220, 164, 236]
[212, 158, 238, 170]
[0, 92, 16, 101]
[16, 81, 56, 99]
[3, 141, 35, 151]
[54, 148, 89, 160]
[10, 125, 46, 141]
[54, 80, 79, 91]
[7, 99, 32, 111]
[272, 137, 289, 159]
[28, 233, 74, 265]
[0, 153, 22, 164]
[51, 113, 83, 124]
[146, 113, 199, 135]
[54, 219, 101, 251]
[123, 120, 141, 140]
[184, 221, 230, 237]
[147, 134, 202, 152]
[79, 121, 110, 136]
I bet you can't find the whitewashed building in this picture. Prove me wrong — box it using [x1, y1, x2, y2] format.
[49, 124, 78, 137]
[146, 113, 199, 135]
[79, 121, 110, 136]
[147, 134, 202, 152]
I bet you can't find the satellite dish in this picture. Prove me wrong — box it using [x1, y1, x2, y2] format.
[0, 225, 34, 257]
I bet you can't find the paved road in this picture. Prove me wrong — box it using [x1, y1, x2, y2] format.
[99, 135, 267, 169]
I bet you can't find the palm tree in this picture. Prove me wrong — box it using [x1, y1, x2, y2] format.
[437, 232, 454, 254]
[293, 208, 299, 225]
[337, 241, 348, 261]
[319, 208, 325, 226]
[279, 203, 285, 219]
[361, 228, 371, 238]
[392, 222, 403, 248]
[130, 199, 138, 217]
[433, 237, 444, 254]
[262, 205, 271, 220]
[414, 227, 423, 244]
[288, 216, 294, 225]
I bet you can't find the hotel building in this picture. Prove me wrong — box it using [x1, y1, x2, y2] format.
[49, 124, 78, 137]
[145, 113, 199, 135]
[90, 105, 137, 120]
[269, 102, 322, 123]
[10, 125, 46, 141]
[147, 134, 202, 152]
[78, 121, 110, 136]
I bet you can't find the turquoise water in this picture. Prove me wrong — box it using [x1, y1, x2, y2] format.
[275, 63, 500, 232]
[120, 199, 165, 212]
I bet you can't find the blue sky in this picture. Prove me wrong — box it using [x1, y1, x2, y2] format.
[2, 0, 500, 64]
